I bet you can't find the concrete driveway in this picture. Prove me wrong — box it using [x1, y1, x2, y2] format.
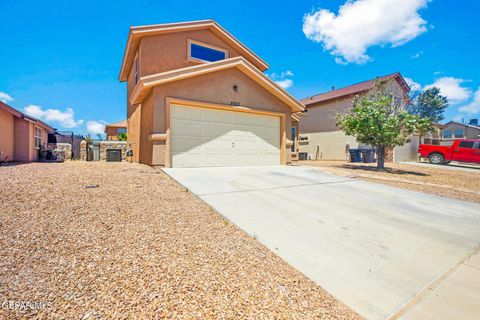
[163, 166, 480, 320]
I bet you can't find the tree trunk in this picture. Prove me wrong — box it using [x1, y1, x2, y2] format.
[376, 145, 385, 169]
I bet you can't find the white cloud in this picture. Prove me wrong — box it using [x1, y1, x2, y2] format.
[86, 120, 106, 134]
[0, 91, 14, 103]
[404, 77, 422, 92]
[302, 0, 429, 64]
[453, 115, 465, 123]
[425, 77, 471, 104]
[269, 70, 294, 89]
[24, 105, 84, 128]
[275, 79, 294, 89]
[459, 87, 480, 114]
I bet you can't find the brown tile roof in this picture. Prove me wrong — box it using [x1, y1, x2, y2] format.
[301, 72, 410, 106]
[105, 120, 127, 128]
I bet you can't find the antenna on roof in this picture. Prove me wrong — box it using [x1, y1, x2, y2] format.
[332, 86, 335, 91]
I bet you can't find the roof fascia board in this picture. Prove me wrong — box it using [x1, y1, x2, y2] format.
[130, 58, 303, 112]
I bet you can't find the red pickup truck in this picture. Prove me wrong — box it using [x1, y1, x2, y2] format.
[418, 139, 480, 164]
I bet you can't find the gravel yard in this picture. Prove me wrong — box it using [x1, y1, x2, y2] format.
[299, 160, 480, 203]
[0, 162, 359, 319]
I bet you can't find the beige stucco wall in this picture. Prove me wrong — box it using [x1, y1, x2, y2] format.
[299, 97, 354, 133]
[134, 68, 292, 166]
[139, 29, 243, 78]
[393, 136, 420, 162]
[0, 108, 15, 161]
[298, 130, 359, 160]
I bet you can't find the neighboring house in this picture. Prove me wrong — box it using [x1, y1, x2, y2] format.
[0, 101, 54, 162]
[440, 121, 480, 143]
[48, 131, 84, 159]
[119, 20, 304, 167]
[297, 73, 420, 162]
[105, 120, 127, 141]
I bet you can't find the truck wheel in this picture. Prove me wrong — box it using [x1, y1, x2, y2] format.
[429, 153, 444, 164]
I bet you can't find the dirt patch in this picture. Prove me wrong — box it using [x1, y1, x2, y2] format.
[299, 160, 480, 203]
[0, 161, 360, 319]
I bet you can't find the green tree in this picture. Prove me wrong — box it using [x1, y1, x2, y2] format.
[118, 132, 127, 141]
[407, 87, 448, 123]
[337, 83, 434, 169]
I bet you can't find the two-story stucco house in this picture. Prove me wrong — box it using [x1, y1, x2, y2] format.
[119, 20, 304, 167]
[0, 101, 54, 162]
[296, 73, 420, 163]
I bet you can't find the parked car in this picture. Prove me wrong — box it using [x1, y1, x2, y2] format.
[418, 139, 480, 164]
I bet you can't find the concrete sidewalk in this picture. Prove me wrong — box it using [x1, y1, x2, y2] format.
[163, 166, 480, 320]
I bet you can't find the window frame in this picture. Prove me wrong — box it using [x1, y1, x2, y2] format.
[134, 55, 139, 85]
[117, 127, 127, 134]
[454, 129, 464, 138]
[442, 130, 452, 139]
[187, 39, 228, 64]
[34, 126, 42, 150]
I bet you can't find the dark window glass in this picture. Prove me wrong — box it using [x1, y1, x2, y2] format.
[291, 127, 296, 152]
[190, 43, 226, 62]
[458, 141, 474, 148]
[134, 58, 138, 85]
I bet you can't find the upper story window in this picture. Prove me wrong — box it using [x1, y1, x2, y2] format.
[188, 40, 228, 63]
[117, 127, 127, 134]
[454, 129, 464, 138]
[442, 130, 451, 138]
[134, 57, 139, 85]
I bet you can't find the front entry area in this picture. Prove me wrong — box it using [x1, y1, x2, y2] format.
[170, 104, 281, 167]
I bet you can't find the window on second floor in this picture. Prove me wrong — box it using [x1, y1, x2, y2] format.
[134, 57, 139, 85]
[442, 130, 451, 138]
[188, 40, 228, 63]
[454, 129, 464, 138]
[117, 128, 127, 134]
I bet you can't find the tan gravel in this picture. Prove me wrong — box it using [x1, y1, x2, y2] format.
[0, 161, 360, 319]
[299, 160, 480, 203]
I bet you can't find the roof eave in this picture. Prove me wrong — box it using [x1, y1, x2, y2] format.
[129, 57, 303, 112]
[119, 20, 269, 82]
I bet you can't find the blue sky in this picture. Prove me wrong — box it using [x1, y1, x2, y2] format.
[0, 0, 479, 134]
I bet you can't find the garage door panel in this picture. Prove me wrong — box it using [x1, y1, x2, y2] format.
[171, 104, 280, 167]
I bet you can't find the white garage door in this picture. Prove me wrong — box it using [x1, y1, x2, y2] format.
[170, 104, 280, 167]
